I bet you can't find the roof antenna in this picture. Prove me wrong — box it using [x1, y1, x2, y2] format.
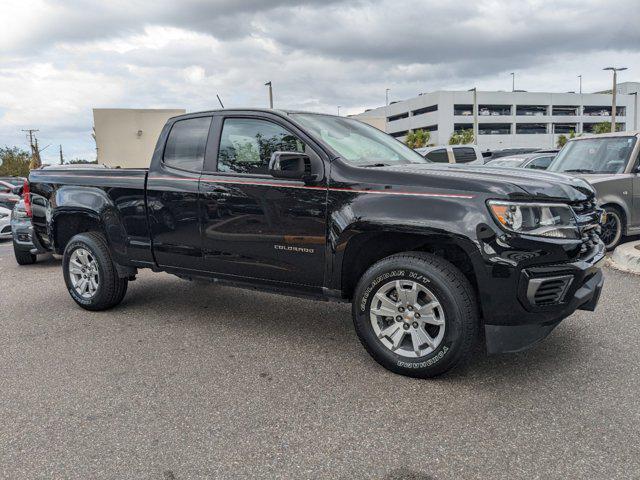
[216, 94, 225, 108]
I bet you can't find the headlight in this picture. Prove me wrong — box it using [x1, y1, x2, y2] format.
[488, 201, 579, 239]
[0, 212, 8, 219]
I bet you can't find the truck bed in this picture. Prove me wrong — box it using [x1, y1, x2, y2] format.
[29, 166, 152, 266]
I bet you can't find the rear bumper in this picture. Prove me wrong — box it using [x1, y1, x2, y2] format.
[10, 221, 45, 253]
[485, 267, 604, 353]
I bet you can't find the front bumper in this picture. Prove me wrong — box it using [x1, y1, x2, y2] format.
[482, 240, 606, 354]
[485, 266, 604, 353]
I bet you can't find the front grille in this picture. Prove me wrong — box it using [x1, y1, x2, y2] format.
[571, 199, 603, 255]
[526, 275, 573, 306]
[1, 225, 11, 234]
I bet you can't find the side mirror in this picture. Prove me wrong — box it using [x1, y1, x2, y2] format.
[11, 185, 22, 195]
[269, 151, 314, 181]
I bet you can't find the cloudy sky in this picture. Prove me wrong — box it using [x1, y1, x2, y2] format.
[1, 0, 639, 163]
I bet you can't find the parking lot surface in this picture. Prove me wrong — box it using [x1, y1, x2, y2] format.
[1, 239, 639, 479]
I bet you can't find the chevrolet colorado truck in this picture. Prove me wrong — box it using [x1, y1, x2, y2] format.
[26, 109, 605, 378]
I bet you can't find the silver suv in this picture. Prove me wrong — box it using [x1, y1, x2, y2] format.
[548, 131, 640, 250]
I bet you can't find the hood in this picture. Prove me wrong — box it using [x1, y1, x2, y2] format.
[376, 163, 595, 202]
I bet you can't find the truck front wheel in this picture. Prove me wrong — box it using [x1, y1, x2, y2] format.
[352, 252, 478, 378]
[62, 232, 128, 311]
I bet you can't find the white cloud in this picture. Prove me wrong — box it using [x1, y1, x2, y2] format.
[0, 0, 638, 163]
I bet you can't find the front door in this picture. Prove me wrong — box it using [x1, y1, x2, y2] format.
[199, 114, 327, 287]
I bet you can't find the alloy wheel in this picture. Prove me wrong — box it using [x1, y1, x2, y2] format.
[369, 279, 445, 358]
[68, 248, 100, 299]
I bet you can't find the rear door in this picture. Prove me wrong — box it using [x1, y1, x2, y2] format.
[146, 115, 213, 270]
[198, 112, 327, 287]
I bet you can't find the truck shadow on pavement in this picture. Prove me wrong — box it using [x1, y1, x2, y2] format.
[117, 273, 590, 384]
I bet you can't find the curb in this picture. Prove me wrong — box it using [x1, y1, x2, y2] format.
[609, 240, 640, 275]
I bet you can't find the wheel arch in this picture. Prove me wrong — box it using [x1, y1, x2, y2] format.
[600, 201, 627, 235]
[337, 229, 482, 314]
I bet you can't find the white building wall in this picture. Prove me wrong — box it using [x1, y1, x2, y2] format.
[354, 87, 638, 150]
[93, 108, 186, 168]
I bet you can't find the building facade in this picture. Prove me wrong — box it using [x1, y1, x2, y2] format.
[354, 82, 640, 150]
[93, 108, 186, 168]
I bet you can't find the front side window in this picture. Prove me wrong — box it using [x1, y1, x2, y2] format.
[425, 149, 449, 163]
[163, 117, 212, 172]
[217, 118, 305, 175]
[549, 136, 637, 174]
[526, 155, 554, 170]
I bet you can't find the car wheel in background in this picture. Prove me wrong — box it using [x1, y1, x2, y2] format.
[13, 242, 37, 265]
[601, 206, 623, 251]
[352, 252, 478, 378]
[62, 232, 128, 311]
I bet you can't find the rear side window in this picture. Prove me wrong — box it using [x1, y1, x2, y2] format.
[425, 149, 449, 163]
[453, 147, 478, 163]
[163, 117, 212, 172]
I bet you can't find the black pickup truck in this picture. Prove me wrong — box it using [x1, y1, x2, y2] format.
[27, 109, 605, 377]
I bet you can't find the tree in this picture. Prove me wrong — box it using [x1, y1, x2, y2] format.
[592, 122, 623, 134]
[0, 146, 31, 177]
[67, 158, 98, 165]
[405, 129, 430, 149]
[449, 128, 474, 145]
[557, 134, 568, 148]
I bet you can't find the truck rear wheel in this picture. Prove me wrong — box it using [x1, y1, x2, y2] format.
[352, 252, 478, 378]
[62, 232, 128, 311]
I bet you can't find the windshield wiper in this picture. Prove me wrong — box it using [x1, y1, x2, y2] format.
[562, 168, 596, 174]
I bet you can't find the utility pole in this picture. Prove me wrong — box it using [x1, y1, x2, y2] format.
[59, 144, 64, 164]
[22, 129, 42, 169]
[604, 66, 627, 132]
[510, 72, 515, 92]
[264, 81, 273, 109]
[337, 105, 341, 116]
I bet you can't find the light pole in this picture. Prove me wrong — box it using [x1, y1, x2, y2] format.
[603, 67, 627, 132]
[578, 75, 582, 94]
[385, 88, 390, 132]
[631, 92, 638, 131]
[469, 87, 478, 145]
[510, 72, 515, 92]
[337, 105, 341, 116]
[264, 81, 273, 109]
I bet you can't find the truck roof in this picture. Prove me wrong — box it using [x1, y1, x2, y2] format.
[168, 108, 336, 121]
[569, 130, 640, 141]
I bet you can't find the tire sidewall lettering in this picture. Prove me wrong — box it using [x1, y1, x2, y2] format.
[359, 268, 451, 366]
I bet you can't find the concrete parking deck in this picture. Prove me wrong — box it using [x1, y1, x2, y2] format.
[0, 240, 639, 479]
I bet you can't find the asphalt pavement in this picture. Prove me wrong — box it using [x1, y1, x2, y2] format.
[1, 239, 639, 479]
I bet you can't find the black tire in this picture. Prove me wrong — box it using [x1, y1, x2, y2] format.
[352, 252, 478, 378]
[601, 206, 624, 251]
[13, 242, 37, 265]
[62, 232, 128, 311]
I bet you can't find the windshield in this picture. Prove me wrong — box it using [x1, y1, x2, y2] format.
[548, 136, 636, 174]
[291, 113, 428, 166]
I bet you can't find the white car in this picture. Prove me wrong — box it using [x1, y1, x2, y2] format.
[414, 145, 485, 164]
[0, 206, 12, 239]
